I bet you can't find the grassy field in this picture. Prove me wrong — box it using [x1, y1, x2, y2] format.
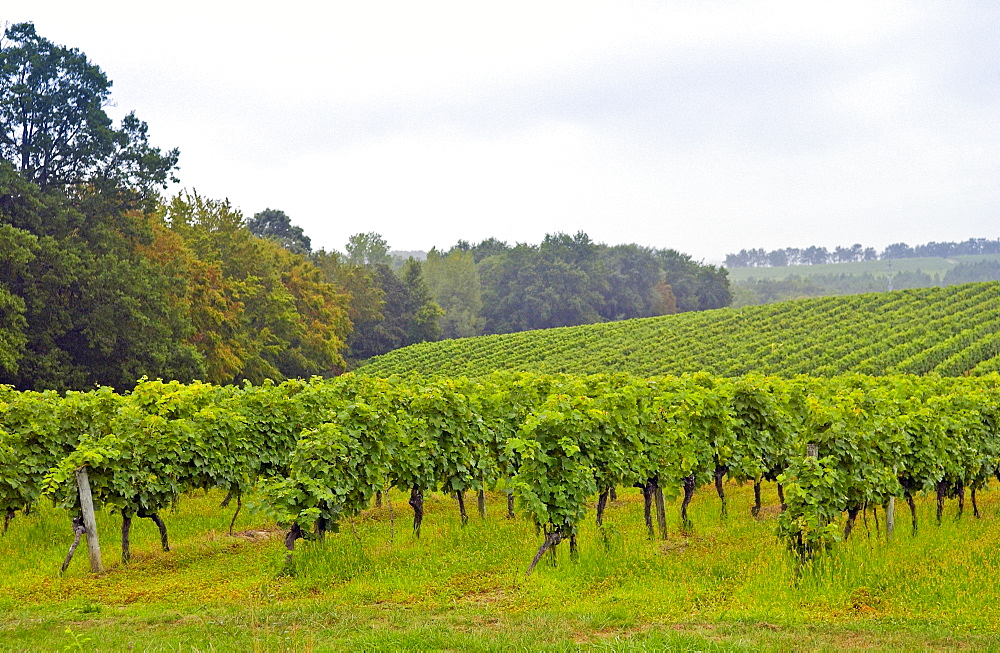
[3, 483, 1000, 651]
[725, 253, 1000, 282]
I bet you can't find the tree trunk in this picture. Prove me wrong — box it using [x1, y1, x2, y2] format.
[121, 513, 132, 563]
[140, 513, 170, 552]
[957, 482, 965, 519]
[751, 480, 762, 518]
[507, 492, 515, 519]
[228, 492, 242, 536]
[61, 516, 87, 574]
[596, 489, 609, 528]
[477, 489, 486, 518]
[777, 483, 786, 512]
[386, 488, 396, 542]
[843, 505, 861, 541]
[569, 533, 578, 561]
[409, 487, 424, 538]
[680, 474, 696, 531]
[936, 481, 947, 525]
[714, 465, 728, 519]
[456, 490, 469, 526]
[638, 482, 654, 539]
[152, 514, 170, 552]
[972, 486, 980, 518]
[284, 522, 303, 567]
[906, 491, 918, 536]
[609, 487, 617, 501]
[375, 490, 383, 508]
[526, 530, 563, 575]
[3, 507, 13, 534]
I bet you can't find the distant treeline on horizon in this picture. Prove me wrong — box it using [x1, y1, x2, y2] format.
[725, 238, 1000, 268]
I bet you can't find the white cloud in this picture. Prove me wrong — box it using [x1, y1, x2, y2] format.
[6, 1, 998, 261]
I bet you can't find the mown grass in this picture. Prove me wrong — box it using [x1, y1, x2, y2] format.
[3, 482, 1000, 651]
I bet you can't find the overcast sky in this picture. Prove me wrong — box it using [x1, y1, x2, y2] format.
[11, 1, 999, 263]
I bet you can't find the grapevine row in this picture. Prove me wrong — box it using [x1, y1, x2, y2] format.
[1, 372, 998, 571]
[361, 282, 1000, 378]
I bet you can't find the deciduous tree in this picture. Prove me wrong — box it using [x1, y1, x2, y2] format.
[0, 23, 178, 208]
[248, 208, 311, 255]
[345, 232, 391, 266]
[423, 249, 484, 339]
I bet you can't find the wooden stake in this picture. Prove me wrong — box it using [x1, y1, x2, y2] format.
[653, 482, 667, 539]
[75, 467, 103, 573]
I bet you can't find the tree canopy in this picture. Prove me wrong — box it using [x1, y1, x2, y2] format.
[247, 208, 312, 255]
[0, 222, 36, 373]
[459, 232, 727, 334]
[0, 23, 178, 210]
[423, 249, 485, 339]
[346, 232, 391, 266]
[0, 25, 360, 390]
[345, 262, 442, 361]
[725, 238, 1000, 268]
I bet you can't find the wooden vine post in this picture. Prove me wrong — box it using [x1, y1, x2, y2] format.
[75, 467, 104, 573]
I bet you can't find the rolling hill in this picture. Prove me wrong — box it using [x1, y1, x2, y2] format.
[360, 282, 1000, 378]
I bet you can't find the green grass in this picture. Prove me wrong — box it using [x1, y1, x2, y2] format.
[725, 254, 1000, 283]
[4, 484, 1000, 650]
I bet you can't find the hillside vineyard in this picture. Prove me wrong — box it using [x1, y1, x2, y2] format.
[3, 372, 999, 570]
[360, 282, 1000, 378]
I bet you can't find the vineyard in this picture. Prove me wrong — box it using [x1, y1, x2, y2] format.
[3, 371, 999, 576]
[360, 281, 1000, 378]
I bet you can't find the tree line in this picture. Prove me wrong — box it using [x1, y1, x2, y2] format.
[731, 261, 1000, 307]
[313, 230, 731, 363]
[0, 23, 731, 391]
[726, 238, 1000, 268]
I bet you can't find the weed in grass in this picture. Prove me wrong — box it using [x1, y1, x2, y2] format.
[61, 625, 91, 652]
